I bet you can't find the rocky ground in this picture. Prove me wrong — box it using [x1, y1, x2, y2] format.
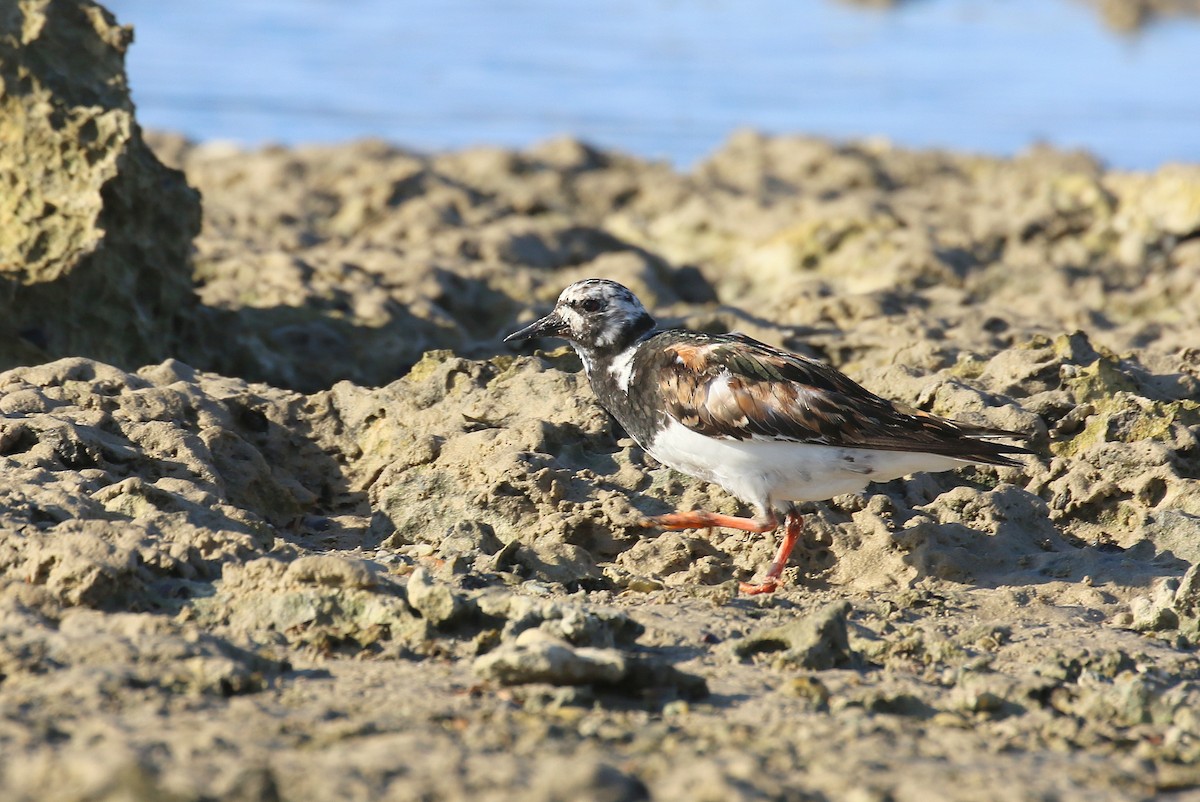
[0, 132, 1195, 801]
[5, 2, 1200, 800]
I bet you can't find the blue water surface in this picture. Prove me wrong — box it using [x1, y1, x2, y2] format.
[104, 0, 1200, 169]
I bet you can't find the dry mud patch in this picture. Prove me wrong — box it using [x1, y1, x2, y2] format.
[2, 132, 1200, 800]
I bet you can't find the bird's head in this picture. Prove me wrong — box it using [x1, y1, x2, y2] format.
[505, 279, 655, 353]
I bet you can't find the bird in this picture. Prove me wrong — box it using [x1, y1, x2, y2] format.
[504, 279, 1031, 594]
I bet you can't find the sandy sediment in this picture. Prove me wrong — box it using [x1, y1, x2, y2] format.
[4, 2, 1200, 800]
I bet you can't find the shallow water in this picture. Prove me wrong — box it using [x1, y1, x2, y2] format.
[106, 0, 1200, 169]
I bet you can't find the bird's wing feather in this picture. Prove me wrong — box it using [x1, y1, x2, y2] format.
[656, 332, 1028, 464]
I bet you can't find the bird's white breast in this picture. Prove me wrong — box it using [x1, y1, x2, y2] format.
[646, 418, 966, 511]
[608, 345, 638, 392]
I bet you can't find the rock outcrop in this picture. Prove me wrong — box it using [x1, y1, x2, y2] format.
[0, 0, 200, 371]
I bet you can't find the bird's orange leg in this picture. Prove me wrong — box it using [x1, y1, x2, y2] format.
[738, 510, 803, 595]
[641, 510, 777, 534]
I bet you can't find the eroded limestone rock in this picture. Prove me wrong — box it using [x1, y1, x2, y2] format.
[0, 0, 200, 370]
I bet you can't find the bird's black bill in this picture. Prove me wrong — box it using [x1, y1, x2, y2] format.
[503, 312, 567, 342]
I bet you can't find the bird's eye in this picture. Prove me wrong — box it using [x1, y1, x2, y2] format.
[580, 298, 602, 313]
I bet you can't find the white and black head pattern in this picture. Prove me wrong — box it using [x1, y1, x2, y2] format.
[505, 279, 655, 356]
[553, 280, 654, 349]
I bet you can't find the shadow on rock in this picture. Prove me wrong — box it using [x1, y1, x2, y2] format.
[0, 357, 368, 612]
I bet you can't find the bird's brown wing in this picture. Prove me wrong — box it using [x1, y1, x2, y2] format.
[654, 332, 1029, 465]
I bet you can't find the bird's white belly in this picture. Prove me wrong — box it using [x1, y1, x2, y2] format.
[645, 419, 965, 509]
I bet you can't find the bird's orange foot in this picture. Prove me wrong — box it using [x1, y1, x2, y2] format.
[736, 510, 804, 596]
[738, 578, 780, 595]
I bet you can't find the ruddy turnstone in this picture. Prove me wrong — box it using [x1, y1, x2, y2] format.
[505, 279, 1030, 594]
